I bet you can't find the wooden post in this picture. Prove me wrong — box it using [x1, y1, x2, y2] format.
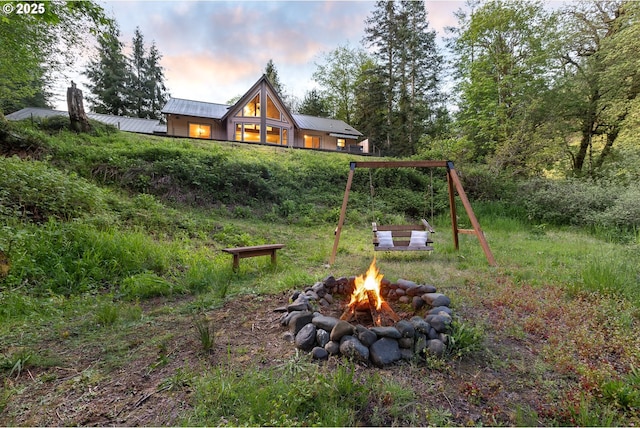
[447, 162, 496, 266]
[446, 164, 459, 251]
[329, 163, 355, 264]
[67, 81, 91, 133]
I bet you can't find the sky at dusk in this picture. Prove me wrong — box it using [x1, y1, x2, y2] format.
[55, 1, 467, 110]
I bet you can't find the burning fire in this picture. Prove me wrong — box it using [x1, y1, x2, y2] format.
[348, 257, 384, 310]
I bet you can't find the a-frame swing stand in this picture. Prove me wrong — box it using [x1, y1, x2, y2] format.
[329, 160, 497, 266]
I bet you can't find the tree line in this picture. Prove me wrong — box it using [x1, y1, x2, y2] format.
[2, 0, 638, 179]
[295, 0, 639, 178]
[83, 25, 168, 120]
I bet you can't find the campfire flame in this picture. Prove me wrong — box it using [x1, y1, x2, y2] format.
[348, 257, 384, 310]
[341, 257, 400, 326]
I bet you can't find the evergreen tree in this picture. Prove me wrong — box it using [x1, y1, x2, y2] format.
[145, 42, 169, 121]
[129, 27, 147, 118]
[84, 24, 133, 116]
[264, 59, 285, 97]
[298, 89, 330, 117]
[364, 0, 397, 152]
[363, 0, 442, 156]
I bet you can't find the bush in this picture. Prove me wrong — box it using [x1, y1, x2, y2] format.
[517, 178, 617, 227]
[0, 157, 107, 222]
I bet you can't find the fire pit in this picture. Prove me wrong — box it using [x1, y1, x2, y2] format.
[276, 258, 455, 367]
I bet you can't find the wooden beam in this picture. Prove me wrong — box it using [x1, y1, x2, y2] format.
[330, 164, 355, 264]
[351, 160, 449, 169]
[447, 162, 496, 266]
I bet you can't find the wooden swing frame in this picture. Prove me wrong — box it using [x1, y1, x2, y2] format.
[329, 160, 496, 266]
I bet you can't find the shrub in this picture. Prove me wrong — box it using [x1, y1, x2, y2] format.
[0, 157, 107, 222]
[517, 178, 618, 227]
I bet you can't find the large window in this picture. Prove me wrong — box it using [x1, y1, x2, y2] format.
[235, 123, 260, 142]
[237, 93, 260, 117]
[267, 125, 289, 145]
[189, 123, 211, 139]
[304, 135, 320, 149]
[266, 94, 282, 120]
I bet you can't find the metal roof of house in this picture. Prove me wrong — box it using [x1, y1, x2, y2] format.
[5, 107, 165, 134]
[159, 96, 363, 137]
[292, 114, 363, 138]
[161, 98, 230, 119]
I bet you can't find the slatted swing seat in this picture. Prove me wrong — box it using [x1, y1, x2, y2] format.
[372, 219, 435, 251]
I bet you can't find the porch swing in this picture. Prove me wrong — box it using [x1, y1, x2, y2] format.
[329, 160, 496, 266]
[369, 168, 436, 251]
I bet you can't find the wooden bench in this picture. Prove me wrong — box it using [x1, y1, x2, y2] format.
[373, 219, 434, 251]
[222, 244, 285, 272]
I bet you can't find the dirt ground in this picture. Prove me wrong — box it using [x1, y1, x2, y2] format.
[1, 291, 559, 426]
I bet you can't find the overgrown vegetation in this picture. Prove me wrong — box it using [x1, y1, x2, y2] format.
[1, 120, 639, 426]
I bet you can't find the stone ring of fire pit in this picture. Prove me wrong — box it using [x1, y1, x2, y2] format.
[276, 263, 454, 367]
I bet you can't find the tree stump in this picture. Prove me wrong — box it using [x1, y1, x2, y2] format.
[67, 81, 91, 133]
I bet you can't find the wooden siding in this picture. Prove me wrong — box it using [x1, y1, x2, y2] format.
[166, 114, 225, 140]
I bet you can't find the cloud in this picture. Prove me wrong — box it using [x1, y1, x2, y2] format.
[53, 0, 466, 109]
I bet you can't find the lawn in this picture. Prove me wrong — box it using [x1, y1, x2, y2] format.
[1, 120, 639, 425]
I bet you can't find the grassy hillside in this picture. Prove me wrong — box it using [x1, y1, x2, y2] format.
[1, 117, 639, 426]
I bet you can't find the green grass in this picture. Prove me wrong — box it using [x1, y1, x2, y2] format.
[2, 120, 640, 426]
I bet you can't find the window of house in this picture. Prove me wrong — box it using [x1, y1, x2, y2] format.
[283, 128, 288, 146]
[237, 93, 260, 117]
[189, 123, 211, 139]
[266, 126, 281, 145]
[304, 135, 320, 149]
[266, 94, 282, 120]
[337, 138, 346, 149]
[235, 123, 260, 142]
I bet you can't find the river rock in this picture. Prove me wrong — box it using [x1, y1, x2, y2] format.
[396, 279, 418, 289]
[412, 296, 426, 310]
[410, 316, 431, 334]
[289, 311, 314, 335]
[312, 315, 339, 332]
[395, 320, 415, 338]
[325, 341, 340, 355]
[316, 329, 330, 348]
[422, 293, 451, 307]
[330, 320, 355, 341]
[428, 306, 452, 316]
[356, 325, 378, 347]
[370, 326, 402, 339]
[398, 337, 413, 349]
[312, 282, 326, 298]
[295, 323, 317, 351]
[311, 346, 329, 361]
[369, 338, 401, 367]
[400, 348, 414, 360]
[426, 338, 445, 357]
[339, 335, 369, 361]
[426, 313, 452, 333]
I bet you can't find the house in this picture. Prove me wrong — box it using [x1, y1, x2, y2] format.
[6, 75, 366, 153]
[162, 75, 366, 153]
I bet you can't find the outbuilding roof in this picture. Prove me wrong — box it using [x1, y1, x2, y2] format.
[5, 107, 166, 134]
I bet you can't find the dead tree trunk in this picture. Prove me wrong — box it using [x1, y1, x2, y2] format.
[67, 81, 91, 133]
